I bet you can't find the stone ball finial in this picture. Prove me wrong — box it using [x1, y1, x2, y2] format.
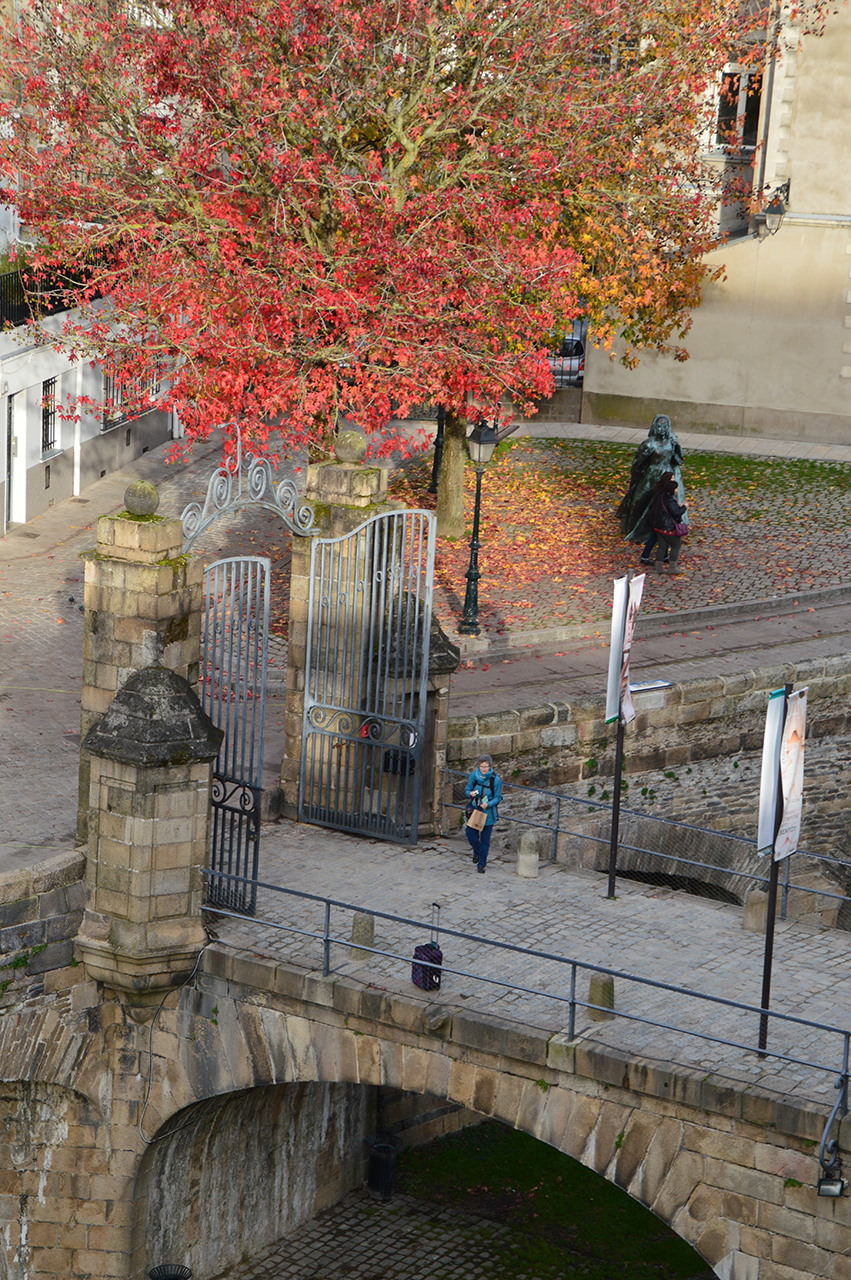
[124, 479, 160, 516]
[334, 430, 368, 465]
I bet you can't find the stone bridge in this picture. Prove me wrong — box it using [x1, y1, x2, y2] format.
[2, 846, 851, 1280]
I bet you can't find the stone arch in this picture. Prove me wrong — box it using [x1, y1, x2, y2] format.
[0, 1001, 108, 1113]
[140, 1002, 731, 1280]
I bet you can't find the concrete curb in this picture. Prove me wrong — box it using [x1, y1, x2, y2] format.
[453, 580, 851, 660]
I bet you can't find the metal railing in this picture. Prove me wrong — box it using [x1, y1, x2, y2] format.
[442, 769, 851, 924]
[0, 263, 100, 328]
[201, 869, 851, 1116]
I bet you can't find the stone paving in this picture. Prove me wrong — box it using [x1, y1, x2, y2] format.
[219, 1189, 518, 1280]
[213, 818, 851, 1111]
[394, 427, 851, 649]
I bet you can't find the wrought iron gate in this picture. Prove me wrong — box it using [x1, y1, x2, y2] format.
[201, 556, 270, 913]
[299, 509, 435, 842]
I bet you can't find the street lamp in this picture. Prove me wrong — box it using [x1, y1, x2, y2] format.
[757, 180, 790, 238]
[458, 420, 499, 636]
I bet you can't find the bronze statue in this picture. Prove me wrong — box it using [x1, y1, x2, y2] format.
[617, 414, 687, 545]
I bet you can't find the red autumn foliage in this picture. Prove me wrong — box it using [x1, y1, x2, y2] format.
[2, 0, 773, 464]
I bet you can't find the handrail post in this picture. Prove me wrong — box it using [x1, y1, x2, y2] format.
[781, 856, 791, 921]
[568, 962, 577, 1041]
[323, 900, 331, 976]
[606, 715, 625, 898]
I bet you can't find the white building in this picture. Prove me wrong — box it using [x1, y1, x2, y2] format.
[582, 7, 851, 444]
[0, 267, 173, 532]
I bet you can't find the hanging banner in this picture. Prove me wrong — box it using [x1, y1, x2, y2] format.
[757, 688, 785, 856]
[775, 687, 807, 861]
[605, 576, 628, 724]
[619, 573, 645, 726]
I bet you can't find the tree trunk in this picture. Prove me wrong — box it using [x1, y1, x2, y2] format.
[435, 410, 467, 538]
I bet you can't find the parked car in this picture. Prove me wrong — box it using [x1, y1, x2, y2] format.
[547, 334, 585, 388]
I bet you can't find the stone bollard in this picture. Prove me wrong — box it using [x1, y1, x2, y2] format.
[350, 911, 376, 961]
[743, 888, 769, 934]
[517, 829, 542, 878]
[588, 972, 615, 1021]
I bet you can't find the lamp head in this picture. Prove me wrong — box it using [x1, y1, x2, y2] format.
[467, 421, 499, 467]
[762, 181, 790, 236]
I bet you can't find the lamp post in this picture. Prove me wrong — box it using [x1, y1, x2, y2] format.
[428, 406, 446, 494]
[458, 420, 499, 636]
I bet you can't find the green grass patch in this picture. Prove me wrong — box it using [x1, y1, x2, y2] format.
[398, 1121, 712, 1279]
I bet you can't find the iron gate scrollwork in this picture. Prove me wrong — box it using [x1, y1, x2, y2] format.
[201, 556, 270, 913]
[300, 509, 435, 842]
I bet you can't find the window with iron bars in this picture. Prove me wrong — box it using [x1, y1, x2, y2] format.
[41, 377, 57, 453]
[102, 366, 127, 431]
[103, 360, 162, 431]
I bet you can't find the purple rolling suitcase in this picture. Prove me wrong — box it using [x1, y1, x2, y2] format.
[412, 903, 442, 991]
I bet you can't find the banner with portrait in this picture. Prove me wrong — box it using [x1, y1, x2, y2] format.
[775, 688, 807, 861]
[605, 573, 645, 725]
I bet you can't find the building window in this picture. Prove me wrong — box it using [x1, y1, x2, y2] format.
[102, 366, 126, 431]
[41, 377, 57, 453]
[716, 68, 762, 151]
[103, 360, 161, 430]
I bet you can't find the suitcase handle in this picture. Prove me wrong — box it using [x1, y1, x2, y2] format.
[431, 902, 441, 944]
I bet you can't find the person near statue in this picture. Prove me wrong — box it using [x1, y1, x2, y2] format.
[617, 414, 688, 563]
[651, 472, 688, 575]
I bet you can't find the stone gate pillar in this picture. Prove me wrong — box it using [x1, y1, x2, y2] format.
[77, 481, 203, 844]
[279, 435, 399, 820]
[75, 665, 223, 1000]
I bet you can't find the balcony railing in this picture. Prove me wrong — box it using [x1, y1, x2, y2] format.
[0, 264, 99, 329]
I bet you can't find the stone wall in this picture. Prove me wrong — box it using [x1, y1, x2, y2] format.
[139, 1082, 374, 1278]
[0, 852, 85, 1011]
[445, 658, 851, 875]
[0, 1079, 108, 1280]
[447, 658, 851, 787]
[375, 1086, 484, 1148]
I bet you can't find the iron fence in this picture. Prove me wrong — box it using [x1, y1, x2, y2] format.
[442, 769, 851, 927]
[0, 263, 100, 328]
[202, 869, 851, 1119]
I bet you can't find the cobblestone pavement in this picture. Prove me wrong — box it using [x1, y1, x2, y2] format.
[219, 1190, 519, 1280]
[213, 818, 851, 1111]
[0, 436, 294, 875]
[420, 434, 851, 646]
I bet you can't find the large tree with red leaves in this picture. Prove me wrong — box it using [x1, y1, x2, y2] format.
[2, 0, 767, 530]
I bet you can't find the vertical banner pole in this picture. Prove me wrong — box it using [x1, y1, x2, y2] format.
[758, 681, 792, 1055]
[607, 714, 625, 899]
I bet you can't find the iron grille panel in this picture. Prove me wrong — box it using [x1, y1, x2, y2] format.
[299, 510, 435, 842]
[201, 556, 270, 913]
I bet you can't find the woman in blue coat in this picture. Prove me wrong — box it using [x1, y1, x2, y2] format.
[464, 753, 502, 874]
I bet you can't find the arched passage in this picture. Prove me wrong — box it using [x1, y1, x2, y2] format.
[132, 1071, 722, 1280]
[135, 1082, 374, 1279]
